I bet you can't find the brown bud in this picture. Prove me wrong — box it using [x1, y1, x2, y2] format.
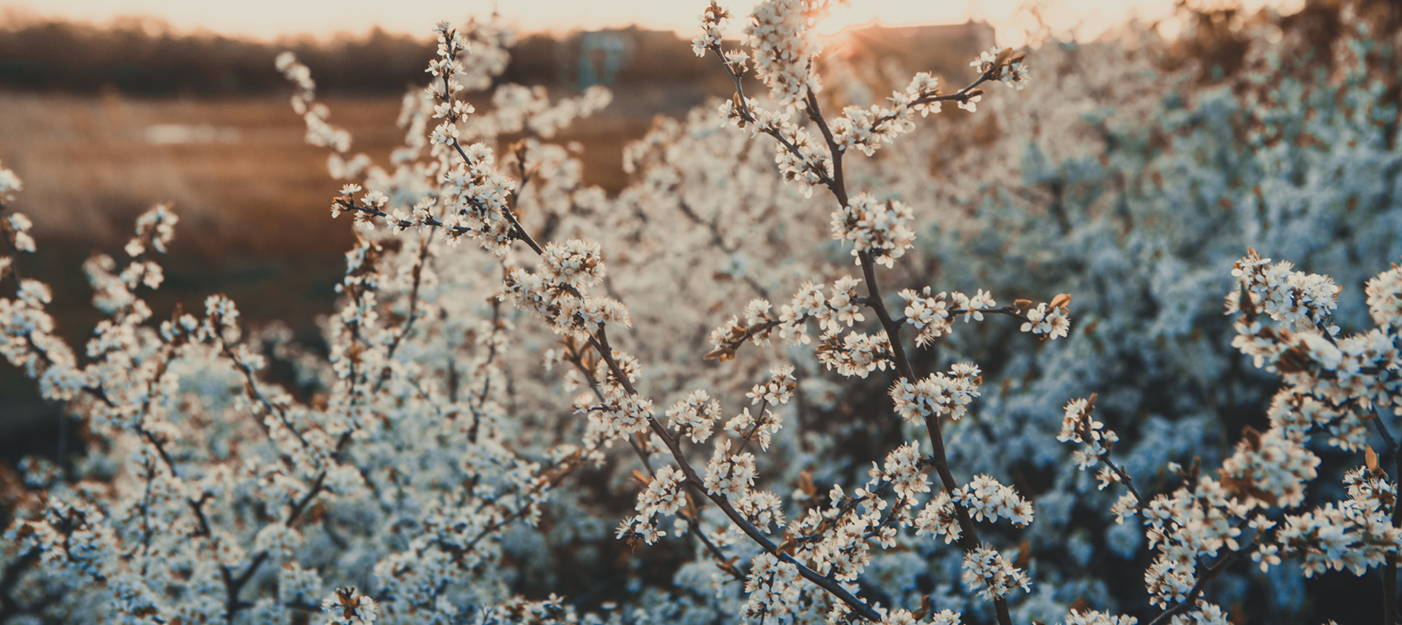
[703, 346, 736, 362]
[1014, 539, 1032, 568]
[1275, 344, 1312, 373]
[797, 469, 817, 499]
[1239, 425, 1262, 452]
[1049, 293, 1073, 312]
[1013, 299, 1034, 311]
[912, 596, 932, 621]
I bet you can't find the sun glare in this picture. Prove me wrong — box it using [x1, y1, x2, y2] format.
[815, 3, 879, 36]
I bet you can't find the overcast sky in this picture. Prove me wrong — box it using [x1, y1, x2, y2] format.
[2, 0, 1298, 44]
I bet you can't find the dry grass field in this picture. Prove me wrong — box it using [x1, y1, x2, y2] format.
[0, 87, 672, 317]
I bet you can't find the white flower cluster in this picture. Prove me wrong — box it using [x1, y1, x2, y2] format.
[1140, 480, 1244, 607]
[1165, 604, 1228, 625]
[913, 491, 962, 544]
[540, 239, 607, 289]
[960, 545, 1031, 602]
[7, 498, 119, 584]
[898, 287, 997, 346]
[888, 364, 981, 424]
[5, 212, 34, 253]
[741, 553, 803, 624]
[1217, 425, 1320, 509]
[1062, 611, 1137, 625]
[706, 278, 871, 362]
[882, 608, 961, 625]
[666, 388, 723, 443]
[0, 160, 21, 203]
[1274, 467, 1402, 577]
[703, 437, 758, 500]
[1044, 252, 1402, 617]
[816, 330, 892, 378]
[1020, 301, 1070, 339]
[1227, 248, 1340, 331]
[740, 0, 836, 107]
[874, 442, 928, 501]
[1057, 395, 1120, 472]
[784, 483, 886, 582]
[952, 474, 1034, 527]
[830, 193, 915, 268]
[126, 203, 179, 255]
[0, 117, 597, 621]
[480, 595, 582, 625]
[0, 278, 68, 383]
[1366, 262, 1402, 329]
[253, 522, 303, 560]
[1226, 254, 1401, 454]
[719, 96, 834, 196]
[276, 52, 353, 155]
[321, 587, 379, 625]
[501, 251, 631, 341]
[970, 47, 1030, 92]
[33, 5, 1402, 624]
[618, 464, 686, 545]
[690, 1, 731, 57]
[726, 406, 784, 451]
[828, 103, 916, 157]
[747, 364, 797, 405]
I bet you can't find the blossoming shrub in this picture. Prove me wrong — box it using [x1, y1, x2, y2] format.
[0, 2, 1400, 625]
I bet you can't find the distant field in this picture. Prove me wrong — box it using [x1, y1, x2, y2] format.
[0, 87, 677, 441]
[0, 90, 664, 249]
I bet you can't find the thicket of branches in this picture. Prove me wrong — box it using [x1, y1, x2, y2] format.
[1, 1, 1402, 624]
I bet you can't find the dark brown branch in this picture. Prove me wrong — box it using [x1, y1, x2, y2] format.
[221, 471, 326, 623]
[1146, 551, 1240, 625]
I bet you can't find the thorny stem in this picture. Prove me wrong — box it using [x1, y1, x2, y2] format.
[1101, 455, 1147, 513]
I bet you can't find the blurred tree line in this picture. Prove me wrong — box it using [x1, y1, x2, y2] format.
[0, 14, 989, 97]
[0, 16, 713, 95]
